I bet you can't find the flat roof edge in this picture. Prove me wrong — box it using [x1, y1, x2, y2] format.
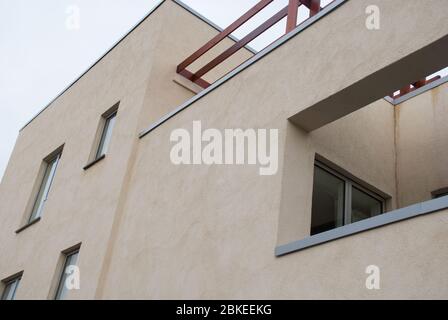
[172, 0, 258, 54]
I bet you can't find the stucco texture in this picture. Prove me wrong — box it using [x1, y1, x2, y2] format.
[0, 0, 447, 299]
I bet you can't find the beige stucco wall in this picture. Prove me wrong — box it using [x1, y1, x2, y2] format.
[0, 0, 447, 300]
[395, 81, 448, 207]
[0, 0, 251, 299]
[98, 85, 401, 298]
[222, 0, 448, 123]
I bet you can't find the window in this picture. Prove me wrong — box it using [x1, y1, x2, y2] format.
[95, 110, 117, 160]
[84, 105, 119, 170]
[54, 248, 80, 300]
[432, 188, 448, 199]
[1, 274, 22, 300]
[311, 161, 385, 235]
[28, 151, 62, 222]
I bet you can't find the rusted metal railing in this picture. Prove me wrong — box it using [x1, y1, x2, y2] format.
[390, 75, 442, 99]
[177, 0, 323, 89]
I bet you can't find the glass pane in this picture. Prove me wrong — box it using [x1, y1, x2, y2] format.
[96, 113, 116, 159]
[29, 154, 60, 221]
[311, 166, 345, 235]
[1, 278, 20, 300]
[351, 187, 382, 223]
[435, 192, 448, 199]
[55, 251, 79, 300]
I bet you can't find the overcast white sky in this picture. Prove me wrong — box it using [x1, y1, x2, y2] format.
[0, 0, 446, 181]
[0, 0, 310, 181]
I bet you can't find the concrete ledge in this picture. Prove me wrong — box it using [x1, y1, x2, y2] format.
[275, 196, 448, 257]
[290, 33, 448, 131]
[173, 73, 203, 94]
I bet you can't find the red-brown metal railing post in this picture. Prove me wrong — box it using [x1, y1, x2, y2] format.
[309, 0, 321, 17]
[176, 0, 274, 75]
[176, 0, 327, 89]
[414, 75, 441, 89]
[286, 0, 300, 33]
[193, 6, 290, 81]
[400, 84, 412, 96]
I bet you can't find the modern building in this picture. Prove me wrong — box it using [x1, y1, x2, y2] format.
[1, 0, 448, 299]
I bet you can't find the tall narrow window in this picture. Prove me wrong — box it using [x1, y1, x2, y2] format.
[55, 248, 79, 300]
[311, 161, 385, 235]
[95, 111, 117, 160]
[1, 274, 22, 300]
[29, 151, 62, 222]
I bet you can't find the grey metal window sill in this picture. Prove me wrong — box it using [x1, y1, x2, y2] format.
[15, 217, 41, 234]
[83, 154, 106, 171]
[275, 195, 448, 257]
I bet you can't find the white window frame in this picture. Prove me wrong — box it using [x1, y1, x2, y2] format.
[28, 151, 62, 222]
[1, 273, 22, 300]
[95, 110, 117, 160]
[54, 248, 80, 300]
